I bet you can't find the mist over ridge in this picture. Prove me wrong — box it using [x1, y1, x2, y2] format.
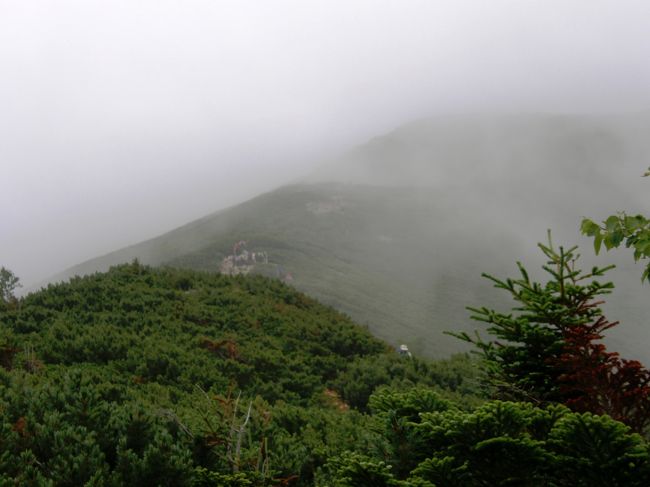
[40, 111, 650, 361]
[311, 111, 650, 187]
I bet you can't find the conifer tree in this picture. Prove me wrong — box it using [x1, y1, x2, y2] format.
[454, 233, 650, 432]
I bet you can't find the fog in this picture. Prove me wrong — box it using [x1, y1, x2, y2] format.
[2, 1, 650, 287]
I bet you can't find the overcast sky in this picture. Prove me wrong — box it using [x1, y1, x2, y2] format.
[2, 0, 650, 286]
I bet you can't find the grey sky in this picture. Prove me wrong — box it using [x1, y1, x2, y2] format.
[2, 0, 650, 286]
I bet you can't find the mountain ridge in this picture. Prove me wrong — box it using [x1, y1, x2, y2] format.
[38, 112, 650, 360]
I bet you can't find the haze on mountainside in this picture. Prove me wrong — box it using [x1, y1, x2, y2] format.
[3, 1, 650, 286]
[2, 3, 650, 360]
[46, 111, 650, 362]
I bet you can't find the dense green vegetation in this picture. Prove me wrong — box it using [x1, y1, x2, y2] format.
[318, 389, 650, 486]
[2, 255, 650, 484]
[0, 263, 483, 485]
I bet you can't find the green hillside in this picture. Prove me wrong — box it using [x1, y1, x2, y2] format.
[0, 264, 482, 485]
[46, 113, 650, 361]
[3, 265, 650, 485]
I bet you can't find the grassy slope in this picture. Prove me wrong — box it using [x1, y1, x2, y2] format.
[50, 184, 512, 357]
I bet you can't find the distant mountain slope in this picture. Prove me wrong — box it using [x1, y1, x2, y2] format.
[47, 113, 650, 360]
[310, 112, 650, 189]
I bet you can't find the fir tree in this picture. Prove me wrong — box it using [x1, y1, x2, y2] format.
[453, 233, 650, 432]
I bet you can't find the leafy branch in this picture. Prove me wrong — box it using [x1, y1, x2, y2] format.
[581, 166, 650, 283]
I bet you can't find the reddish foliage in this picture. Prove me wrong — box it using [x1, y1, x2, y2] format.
[199, 337, 239, 360]
[12, 417, 28, 437]
[556, 315, 650, 433]
[274, 475, 299, 485]
[323, 388, 350, 411]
